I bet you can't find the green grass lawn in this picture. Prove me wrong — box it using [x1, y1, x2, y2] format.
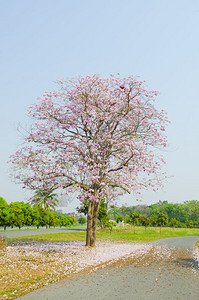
[0, 224, 86, 233]
[8, 231, 87, 244]
[7, 226, 199, 244]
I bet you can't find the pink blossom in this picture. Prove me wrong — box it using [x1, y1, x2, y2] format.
[10, 74, 169, 204]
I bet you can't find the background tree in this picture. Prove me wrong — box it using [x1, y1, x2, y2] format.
[108, 205, 120, 219]
[32, 206, 42, 228]
[10, 74, 168, 246]
[22, 203, 34, 227]
[58, 214, 76, 227]
[0, 198, 15, 230]
[186, 220, 194, 228]
[30, 189, 59, 212]
[140, 216, 151, 231]
[156, 213, 168, 233]
[0, 197, 7, 208]
[185, 200, 199, 224]
[68, 215, 77, 226]
[10, 202, 25, 229]
[126, 212, 142, 233]
[49, 212, 59, 228]
[134, 205, 151, 217]
[37, 207, 50, 228]
[97, 199, 110, 229]
[119, 205, 135, 218]
[58, 214, 66, 227]
[0, 197, 8, 230]
[169, 218, 179, 229]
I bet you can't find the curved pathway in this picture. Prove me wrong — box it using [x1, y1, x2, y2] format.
[152, 235, 199, 249]
[17, 236, 199, 300]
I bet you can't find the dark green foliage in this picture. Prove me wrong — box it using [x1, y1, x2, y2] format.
[156, 213, 168, 233]
[126, 212, 141, 226]
[32, 206, 42, 228]
[126, 212, 142, 233]
[22, 203, 34, 226]
[169, 218, 179, 228]
[58, 215, 76, 227]
[1, 196, 199, 230]
[68, 215, 77, 225]
[0, 197, 8, 208]
[98, 199, 109, 227]
[49, 212, 60, 228]
[10, 202, 26, 229]
[0, 197, 76, 230]
[78, 216, 86, 225]
[77, 198, 111, 229]
[108, 205, 120, 219]
[140, 216, 151, 230]
[116, 215, 124, 223]
[186, 220, 195, 228]
[110, 200, 199, 228]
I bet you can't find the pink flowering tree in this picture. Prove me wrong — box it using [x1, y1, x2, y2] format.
[10, 74, 169, 247]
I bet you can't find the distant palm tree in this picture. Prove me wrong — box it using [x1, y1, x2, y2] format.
[31, 189, 58, 211]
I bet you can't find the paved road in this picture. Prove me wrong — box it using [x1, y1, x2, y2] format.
[152, 235, 199, 249]
[17, 236, 199, 300]
[0, 228, 85, 238]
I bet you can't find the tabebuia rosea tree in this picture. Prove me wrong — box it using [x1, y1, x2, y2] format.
[10, 74, 169, 247]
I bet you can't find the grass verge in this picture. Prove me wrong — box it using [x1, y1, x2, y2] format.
[97, 226, 199, 243]
[0, 225, 86, 233]
[7, 226, 199, 244]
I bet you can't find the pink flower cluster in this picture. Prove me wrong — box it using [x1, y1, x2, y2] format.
[10, 74, 169, 204]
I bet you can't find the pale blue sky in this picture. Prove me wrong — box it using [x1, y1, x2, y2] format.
[1, 0, 199, 212]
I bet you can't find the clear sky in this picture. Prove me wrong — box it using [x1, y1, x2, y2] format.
[1, 0, 199, 212]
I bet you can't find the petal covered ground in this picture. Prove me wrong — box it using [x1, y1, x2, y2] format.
[0, 241, 152, 299]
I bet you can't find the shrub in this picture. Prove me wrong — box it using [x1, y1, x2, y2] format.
[78, 216, 86, 225]
[116, 215, 124, 223]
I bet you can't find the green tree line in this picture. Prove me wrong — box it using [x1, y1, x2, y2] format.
[0, 197, 76, 230]
[108, 200, 199, 228]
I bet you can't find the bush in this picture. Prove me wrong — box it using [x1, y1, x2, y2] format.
[116, 215, 124, 223]
[78, 216, 86, 225]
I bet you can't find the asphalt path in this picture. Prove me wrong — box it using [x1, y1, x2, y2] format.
[16, 236, 199, 300]
[0, 228, 85, 238]
[152, 235, 199, 249]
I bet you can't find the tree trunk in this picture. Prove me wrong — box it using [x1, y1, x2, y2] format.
[4, 225, 6, 231]
[86, 201, 100, 247]
[86, 201, 92, 246]
[91, 201, 100, 246]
